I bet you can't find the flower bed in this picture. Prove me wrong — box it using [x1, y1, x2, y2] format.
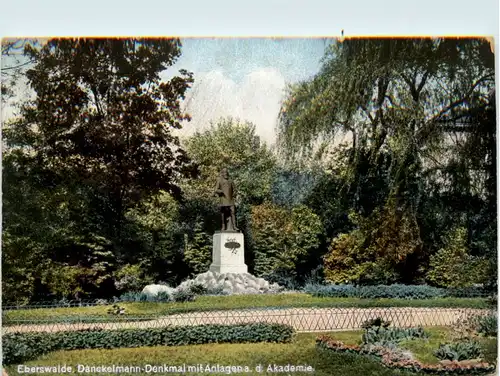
[316, 335, 496, 374]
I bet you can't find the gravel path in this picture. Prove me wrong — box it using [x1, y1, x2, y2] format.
[3, 307, 489, 334]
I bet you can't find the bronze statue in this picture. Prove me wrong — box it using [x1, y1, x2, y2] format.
[214, 168, 239, 231]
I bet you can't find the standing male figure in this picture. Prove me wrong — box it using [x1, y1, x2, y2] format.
[214, 168, 239, 231]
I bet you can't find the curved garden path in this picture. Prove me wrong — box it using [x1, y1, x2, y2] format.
[3, 307, 490, 334]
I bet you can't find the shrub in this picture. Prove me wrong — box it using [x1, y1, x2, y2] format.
[107, 304, 126, 315]
[251, 203, 323, 279]
[361, 317, 391, 330]
[303, 265, 326, 286]
[116, 291, 171, 303]
[476, 314, 497, 337]
[189, 283, 208, 295]
[204, 285, 227, 296]
[444, 286, 488, 298]
[266, 270, 302, 291]
[303, 283, 358, 298]
[183, 221, 212, 275]
[171, 288, 196, 302]
[3, 323, 295, 365]
[113, 263, 154, 292]
[362, 326, 428, 347]
[451, 313, 497, 341]
[303, 283, 486, 299]
[427, 227, 489, 288]
[323, 205, 421, 285]
[435, 341, 483, 361]
[157, 291, 172, 301]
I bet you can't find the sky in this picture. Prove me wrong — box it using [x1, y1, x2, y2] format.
[164, 38, 330, 144]
[1, 0, 498, 146]
[1, 38, 329, 146]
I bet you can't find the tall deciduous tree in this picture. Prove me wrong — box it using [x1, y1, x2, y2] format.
[3, 38, 197, 301]
[1, 38, 36, 101]
[5, 38, 197, 236]
[182, 117, 276, 206]
[278, 38, 494, 209]
[278, 38, 495, 283]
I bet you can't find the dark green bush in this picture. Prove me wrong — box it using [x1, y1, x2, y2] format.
[204, 285, 228, 296]
[444, 286, 487, 298]
[303, 283, 487, 299]
[171, 288, 196, 302]
[362, 326, 428, 347]
[476, 314, 497, 337]
[3, 323, 295, 365]
[189, 283, 208, 295]
[361, 317, 391, 330]
[107, 304, 126, 315]
[117, 291, 171, 303]
[434, 341, 483, 361]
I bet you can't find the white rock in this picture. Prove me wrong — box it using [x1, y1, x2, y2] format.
[255, 278, 269, 288]
[165, 270, 283, 296]
[142, 284, 175, 297]
[244, 287, 260, 294]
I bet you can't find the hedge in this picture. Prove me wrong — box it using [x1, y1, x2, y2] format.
[3, 323, 295, 365]
[304, 283, 488, 299]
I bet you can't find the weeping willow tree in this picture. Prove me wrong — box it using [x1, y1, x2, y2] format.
[278, 38, 495, 284]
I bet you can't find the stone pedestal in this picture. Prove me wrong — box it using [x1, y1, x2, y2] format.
[209, 231, 248, 274]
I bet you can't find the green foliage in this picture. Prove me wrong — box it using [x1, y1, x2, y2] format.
[189, 283, 209, 295]
[117, 291, 171, 303]
[183, 220, 212, 275]
[2, 151, 105, 303]
[427, 227, 489, 288]
[278, 37, 496, 289]
[182, 117, 277, 205]
[476, 314, 497, 337]
[303, 283, 486, 299]
[323, 231, 366, 284]
[171, 288, 196, 302]
[362, 326, 428, 347]
[324, 203, 422, 285]
[117, 287, 194, 303]
[434, 341, 483, 361]
[271, 167, 321, 209]
[121, 190, 192, 288]
[37, 235, 115, 300]
[107, 304, 126, 315]
[251, 203, 323, 278]
[113, 263, 154, 292]
[3, 323, 295, 365]
[361, 317, 391, 330]
[278, 38, 494, 171]
[125, 191, 179, 234]
[2, 38, 197, 302]
[2, 37, 497, 304]
[318, 334, 496, 375]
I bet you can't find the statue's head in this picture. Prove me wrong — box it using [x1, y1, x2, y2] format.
[220, 168, 229, 178]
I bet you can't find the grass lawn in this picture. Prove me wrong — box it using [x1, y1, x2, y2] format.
[5, 328, 496, 376]
[3, 294, 490, 325]
[398, 327, 498, 365]
[5, 331, 415, 376]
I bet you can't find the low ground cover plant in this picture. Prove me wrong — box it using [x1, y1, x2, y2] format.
[434, 341, 483, 361]
[304, 283, 488, 300]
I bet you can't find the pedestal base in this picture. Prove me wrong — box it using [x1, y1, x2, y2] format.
[209, 231, 248, 274]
